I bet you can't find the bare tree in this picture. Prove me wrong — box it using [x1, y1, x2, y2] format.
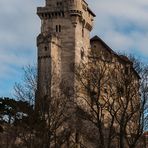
[109, 69, 142, 148]
[14, 65, 37, 105]
[125, 56, 148, 147]
[75, 51, 148, 148]
[13, 64, 74, 148]
[75, 50, 118, 148]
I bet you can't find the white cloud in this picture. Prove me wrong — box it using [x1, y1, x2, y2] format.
[0, 0, 42, 96]
[0, 0, 148, 96]
[87, 0, 148, 56]
[0, 0, 42, 79]
[0, 0, 41, 49]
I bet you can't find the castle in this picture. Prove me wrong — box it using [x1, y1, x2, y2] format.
[36, 0, 141, 147]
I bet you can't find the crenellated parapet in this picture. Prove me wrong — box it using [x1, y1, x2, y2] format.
[37, 7, 65, 20]
[37, 0, 95, 29]
[37, 33, 61, 48]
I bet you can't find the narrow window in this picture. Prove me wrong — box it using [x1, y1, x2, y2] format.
[81, 48, 84, 60]
[56, 25, 62, 32]
[62, 12, 64, 17]
[59, 25, 61, 32]
[57, 2, 62, 6]
[45, 46, 48, 51]
[82, 28, 84, 37]
[48, 14, 51, 19]
[56, 25, 58, 32]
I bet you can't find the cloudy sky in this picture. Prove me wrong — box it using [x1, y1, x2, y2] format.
[0, 0, 148, 97]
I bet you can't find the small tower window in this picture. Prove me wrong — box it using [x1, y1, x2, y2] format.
[45, 46, 48, 51]
[82, 28, 84, 37]
[56, 25, 58, 32]
[56, 25, 62, 32]
[62, 12, 65, 17]
[58, 12, 61, 17]
[57, 2, 62, 6]
[59, 25, 61, 32]
[81, 48, 84, 60]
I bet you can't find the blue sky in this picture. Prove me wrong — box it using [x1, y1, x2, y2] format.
[0, 0, 148, 97]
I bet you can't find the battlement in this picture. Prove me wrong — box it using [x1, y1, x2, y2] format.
[37, 1, 95, 32]
[37, 7, 65, 19]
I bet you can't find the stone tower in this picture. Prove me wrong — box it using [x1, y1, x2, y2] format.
[36, 0, 95, 109]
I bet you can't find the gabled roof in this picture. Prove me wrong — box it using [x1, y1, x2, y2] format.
[90, 35, 131, 63]
[90, 35, 140, 79]
[90, 36, 115, 54]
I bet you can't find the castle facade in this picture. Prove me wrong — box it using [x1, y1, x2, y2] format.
[36, 0, 141, 147]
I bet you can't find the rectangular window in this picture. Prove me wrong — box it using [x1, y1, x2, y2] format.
[57, 2, 62, 6]
[59, 25, 61, 32]
[82, 28, 84, 37]
[56, 25, 58, 32]
[56, 25, 62, 32]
